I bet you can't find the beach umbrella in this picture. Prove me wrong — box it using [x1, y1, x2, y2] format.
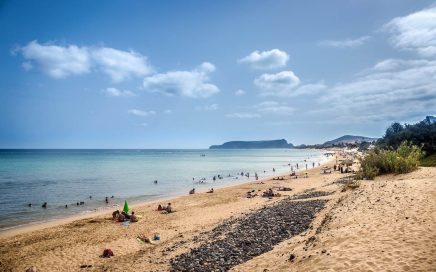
[123, 200, 129, 213]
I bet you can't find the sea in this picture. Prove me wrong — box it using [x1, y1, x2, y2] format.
[0, 149, 328, 231]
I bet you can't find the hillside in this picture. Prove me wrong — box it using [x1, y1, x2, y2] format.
[209, 139, 293, 149]
[323, 135, 378, 146]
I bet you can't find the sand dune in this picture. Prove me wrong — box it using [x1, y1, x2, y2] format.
[233, 167, 436, 272]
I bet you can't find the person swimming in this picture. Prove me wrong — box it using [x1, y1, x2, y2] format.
[42, 202, 47, 208]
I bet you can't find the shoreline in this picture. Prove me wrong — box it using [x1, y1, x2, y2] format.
[0, 151, 334, 238]
[1, 150, 434, 271]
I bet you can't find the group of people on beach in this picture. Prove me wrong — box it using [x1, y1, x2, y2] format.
[112, 210, 138, 222]
[157, 203, 174, 213]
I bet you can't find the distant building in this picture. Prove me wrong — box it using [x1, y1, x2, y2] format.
[425, 116, 436, 124]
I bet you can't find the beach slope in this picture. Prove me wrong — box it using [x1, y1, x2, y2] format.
[0, 164, 435, 271]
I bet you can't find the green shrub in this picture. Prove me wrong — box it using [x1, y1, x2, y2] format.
[420, 153, 436, 167]
[357, 141, 422, 180]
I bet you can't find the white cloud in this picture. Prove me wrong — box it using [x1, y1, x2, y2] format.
[254, 70, 300, 96]
[142, 62, 219, 98]
[235, 89, 246, 96]
[92, 47, 154, 82]
[292, 83, 327, 97]
[226, 101, 294, 119]
[196, 104, 219, 111]
[254, 101, 294, 116]
[319, 36, 371, 48]
[225, 113, 261, 119]
[238, 49, 289, 69]
[19, 41, 91, 78]
[128, 109, 156, 117]
[164, 109, 172, 114]
[257, 105, 294, 115]
[17, 41, 153, 81]
[384, 6, 436, 57]
[371, 58, 431, 72]
[102, 87, 135, 97]
[317, 58, 436, 122]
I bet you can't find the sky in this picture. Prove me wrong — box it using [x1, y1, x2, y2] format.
[1, 0, 436, 148]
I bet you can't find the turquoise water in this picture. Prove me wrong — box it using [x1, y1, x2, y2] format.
[0, 149, 327, 230]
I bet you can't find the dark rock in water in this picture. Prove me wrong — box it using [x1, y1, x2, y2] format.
[170, 199, 326, 271]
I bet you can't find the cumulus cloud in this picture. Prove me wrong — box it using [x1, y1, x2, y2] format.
[319, 36, 371, 48]
[142, 62, 219, 98]
[238, 49, 289, 69]
[128, 109, 156, 117]
[235, 89, 246, 96]
[317, 59, 436, 122]
[225, 113, 261, 119]
[102, 87, 135, 97]
[196, 104, 218, 111]
[91, 47, 154, 82]
[17, 41, 153, 81]
[19, 41, 91, 78]
[254, 70, 300, 96]
[384, 6, 436, 57]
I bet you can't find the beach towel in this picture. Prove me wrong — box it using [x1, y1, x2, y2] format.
[137, 235, 155, 244]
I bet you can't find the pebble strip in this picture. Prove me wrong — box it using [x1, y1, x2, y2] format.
[170, 198, 327, 272]
[291, 191, 334, 200]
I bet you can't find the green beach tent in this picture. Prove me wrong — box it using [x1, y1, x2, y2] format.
[123, 200, 129, 213]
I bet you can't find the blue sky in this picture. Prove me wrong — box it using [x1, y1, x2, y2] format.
[1, 0, 435, 148]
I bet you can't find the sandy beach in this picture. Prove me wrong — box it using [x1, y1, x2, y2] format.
[0, 156, 435, 271]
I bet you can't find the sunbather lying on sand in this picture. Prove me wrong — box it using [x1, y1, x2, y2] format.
[246, 190, 258, 198]
[262, 188, 281, 198]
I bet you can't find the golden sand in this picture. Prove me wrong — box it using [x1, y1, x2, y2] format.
[0, 158, 435, 271]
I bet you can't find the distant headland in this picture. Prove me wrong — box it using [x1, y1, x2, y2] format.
[209, 139, 294, 149]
